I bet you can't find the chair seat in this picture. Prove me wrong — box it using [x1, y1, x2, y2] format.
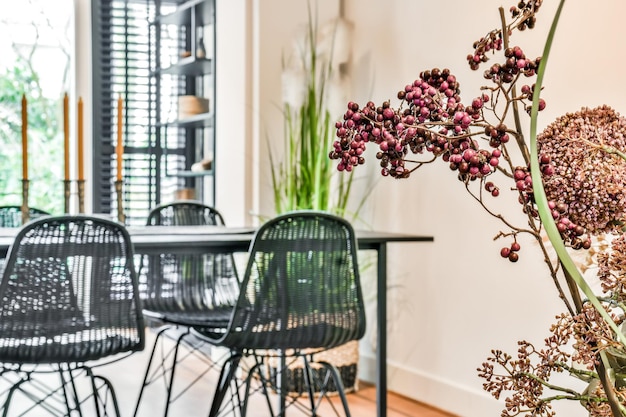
[0, 315, 88, 337]
[143, 307, 233, 327]
[0, 332, 139, 364]
[195, 323, 358, 351]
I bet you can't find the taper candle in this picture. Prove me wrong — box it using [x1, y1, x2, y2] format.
[21, 94, 28, 180]
[63, 93, 70, 181]
[77, 97, 84, 181]
[116, 95, 123, 181]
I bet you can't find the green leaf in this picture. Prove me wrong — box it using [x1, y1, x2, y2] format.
[270, 3, 362, 219]
[529, 0, 626, 347]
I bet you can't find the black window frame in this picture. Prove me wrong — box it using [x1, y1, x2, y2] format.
[91, 0, 215, 225]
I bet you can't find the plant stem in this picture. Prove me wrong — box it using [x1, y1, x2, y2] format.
[498, 6, 531, 166]
[529, 1, 626, 414]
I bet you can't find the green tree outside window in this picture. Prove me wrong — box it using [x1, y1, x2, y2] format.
[0, 1, 72, 215]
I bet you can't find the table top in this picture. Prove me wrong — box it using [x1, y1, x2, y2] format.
[0, 225, 433, 254]
[129, 225, 433, 250]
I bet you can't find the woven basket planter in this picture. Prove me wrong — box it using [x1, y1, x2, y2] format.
[268, 340, 359, 396]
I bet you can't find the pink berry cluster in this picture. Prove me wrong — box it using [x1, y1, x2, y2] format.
[484, 46, 540, 84]
[500, 241, 521, 263]
[482, 46, 546, 115]
[548, 200, 590, 250]
[509, 0, 542, 30]
[519, 83, 545, 114]
[330, 68, 506, 181]
[400, 68, 463, 124]
[446, 145, 501, 180]
[467, 32, 503, 70]
[329, 1, 551, 264]
[468, 0, 542, 71]
[484, 124, 510, 149]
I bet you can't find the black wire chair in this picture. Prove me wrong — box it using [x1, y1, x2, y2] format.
[192, 211, 366, 417]
[0, 205, 49, 228]
[133, 200, 240, 417]
[0, 206, 51, 275]
[0, 215, 145, 416]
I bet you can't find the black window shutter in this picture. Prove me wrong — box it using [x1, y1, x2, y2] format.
[92, 0, 153, 225]
[92, 0, 190, 225]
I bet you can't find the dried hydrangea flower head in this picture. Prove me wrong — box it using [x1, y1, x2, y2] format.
[538, 105, 626, 235]
[597, 232, 626, 297]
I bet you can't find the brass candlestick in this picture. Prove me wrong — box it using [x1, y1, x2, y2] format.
[63, 180, 71, 214]
[77, 179, 85, 214]
[115, 180, 125, 224]
[21, 179, 29, 225]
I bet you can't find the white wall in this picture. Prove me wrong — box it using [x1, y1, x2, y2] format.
[214, 0, 256, 226]
[217, 1, 626, 416]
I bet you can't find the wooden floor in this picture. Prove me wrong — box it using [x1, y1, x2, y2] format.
[0, 329, 459, 417]
[321, 382, 457, 417]
[126, 329, 459, 417]
[197, 379, 458, 417]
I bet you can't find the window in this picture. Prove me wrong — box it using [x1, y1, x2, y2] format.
[92, 0, 154, 225]
[0, 0, 73, 214]
[92, 0, 207, 225]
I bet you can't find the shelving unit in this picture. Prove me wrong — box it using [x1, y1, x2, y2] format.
[150, 0, 216, 204]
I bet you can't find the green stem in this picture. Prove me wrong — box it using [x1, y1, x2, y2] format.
[529, 1, 626, 415]
[598, 350, 626, 416]
[529, 0, 625, 346]
[521, 371, 585, 397]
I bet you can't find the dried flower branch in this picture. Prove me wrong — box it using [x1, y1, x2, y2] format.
[328, 0, 626, 415]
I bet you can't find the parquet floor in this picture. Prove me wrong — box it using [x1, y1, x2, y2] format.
[120, 329, 459, 417]
[0, 329, 458, 417]
[321, 382, 457, 417]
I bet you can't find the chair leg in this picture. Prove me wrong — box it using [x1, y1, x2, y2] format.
[60, 366, 82, 417]
[301, 356, 318, 416]
[86, 367, 122, 417]
[241, 358, 277, 417]
[94, 376, 122, 417]
[318, 361, 351, 417]
[133, 325, 169, 417]
[1, 376, 26, 417]
[2, 364, 83, 416]
[208, 352, 242, 417]
[162, 329, 190, 417]
[134, 325, 190, 417]
[277, 354, 288, 416]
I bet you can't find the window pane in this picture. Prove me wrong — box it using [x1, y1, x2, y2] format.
[92, 0, 213, 225]
[0, 0, 73, 215]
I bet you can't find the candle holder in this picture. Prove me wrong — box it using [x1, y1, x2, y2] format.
[77, 179, 85, 214]
[115, 180, 125, 224]
[63, 180, 71, 214]
[21, 179, 30, 225]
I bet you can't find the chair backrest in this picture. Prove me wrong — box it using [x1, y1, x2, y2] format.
[0, 215, 145, 363]
[146, 200, 225, 226]
[0, 205, 50, 228]
[140, 200, 239, 315]
[222, 211, 366, 350]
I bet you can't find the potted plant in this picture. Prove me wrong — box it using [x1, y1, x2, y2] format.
[269, 3, 366, 394]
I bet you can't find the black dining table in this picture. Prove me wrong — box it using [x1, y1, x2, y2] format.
[0, 224, 433, 417]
